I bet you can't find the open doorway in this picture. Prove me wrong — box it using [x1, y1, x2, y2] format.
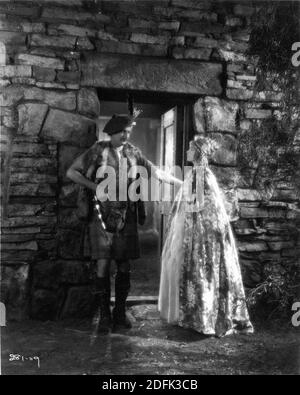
[97, 88, 196, 296]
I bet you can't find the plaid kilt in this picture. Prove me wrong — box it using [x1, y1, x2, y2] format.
[83, 204, 140, 260]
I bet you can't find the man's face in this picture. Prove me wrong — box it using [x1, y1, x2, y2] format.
[111, 126, 133, 146]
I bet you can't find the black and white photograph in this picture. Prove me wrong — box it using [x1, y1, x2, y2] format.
[0, 0, 299, 377]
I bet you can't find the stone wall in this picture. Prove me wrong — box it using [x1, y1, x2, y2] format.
[0, 0, 299, 320]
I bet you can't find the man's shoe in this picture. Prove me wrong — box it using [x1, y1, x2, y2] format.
[112, 308, 132, 332]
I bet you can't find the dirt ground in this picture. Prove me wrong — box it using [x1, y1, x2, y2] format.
[1, 304, 299, 375]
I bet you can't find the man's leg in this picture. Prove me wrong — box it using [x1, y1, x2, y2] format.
[112, 260, 132, 331]
[92, 259, 111, 334]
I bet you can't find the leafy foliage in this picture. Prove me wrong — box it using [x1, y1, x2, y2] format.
[247, 262, 300, 320]
[237, 2, 300, 197]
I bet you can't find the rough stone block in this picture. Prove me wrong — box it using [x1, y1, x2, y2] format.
[57, 71, 80, 84]
[172, 47, 211, 60]
[1, 226, 41, 234]
[9, 184, 56, 197]
[0, 80, 11, 87]
[18, 103, 48, 136]
[128, 18, 157, 29]
[236, 75, 257, 81]
[96, 39, 167, 57]
[227, 80, 245, 89]
[96, 39, 141, 55]
[0, 20, 45, 34]
[2, 216, 57, 228]
[268, 241, 295, 251]
[158, 21, 180, 31]
[7, 202, 56, 217]
[221, 188, 239, 221]
[58, 229, 84, 259]
[208, 133, 237, 166]
[226, 88, 254, 101]
[216, 49, 247, 63]
[0, 3, 39, 17]
[225, 16, 244, 27]
[2, 112, 18, 129]
[24, 87, 76, 111]
[97, 30, 119, 41]
[240, 207, 286, 219]
[234, 5, 255, 16]
[240, 259, 262, 287]
[232, 30, 251, 42]
[205, 97, 239, 133]
[236, 188, 262, 201]
[58, 208, 82, 230]
[193, 98, 205, 134]
[81, 53, 223, 96]
[32, 261, 61, 290]
[0, 19, 22, 32]
[12, 141, 51, 157]
[41, 7, 110, 23]
[77, 36, 94, 50]
[238, 241, 268, 252]
[60, 286, 94, 319]
[60, 260, 91, 284]
[48, 23, 97, 37]
[33, 66, 56, 82]
[66, 83, 80, 90]
[11, 77, 36, 85]
[171, 0, 211, 10]
[272, 189, 299, 201]
[21, 22, 46, 34]
[36, 82, 66, 89]
[58, 144, 86, 184]
[264, 221, 298, 235]
[193, 37, 218, 48]
[1, 241, 38, 251]
[30, 289, 63, 321]
[180, 21, 225, 35]
[15, 54, 65, 70]
[1, 264, 29, 321]
[131, 33, 168, 45]
[42, 109, 96, 147]
[0, 31, 26, 45]
[59, 183, 79, 207]
[0, 65, 32, 78]
[210, 166, 239, 189]
[77, 88, 100, 117]
[245, 109, 272, 119]
[30, 48, 56, 57]
[30, 34, 76, 49]
[170, 36, 185, 46]
[10, 173, 57, 184]
[1, 250, 37, 263]
[255, 91, 283, 102]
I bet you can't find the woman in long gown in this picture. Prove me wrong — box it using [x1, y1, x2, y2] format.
[158, 136, 253, 337]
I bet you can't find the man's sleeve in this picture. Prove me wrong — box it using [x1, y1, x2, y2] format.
[72, 142, 100, 174]
[137, 151, 157, 177]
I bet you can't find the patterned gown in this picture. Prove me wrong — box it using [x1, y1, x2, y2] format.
[158, 158, 254, 337]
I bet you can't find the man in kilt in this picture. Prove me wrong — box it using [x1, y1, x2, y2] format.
[67, 114, 182, 334]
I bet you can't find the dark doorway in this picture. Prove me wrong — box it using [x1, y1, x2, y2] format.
[97, 88, 196, 296]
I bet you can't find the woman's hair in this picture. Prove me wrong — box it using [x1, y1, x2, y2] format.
[190, 135, 220, 162]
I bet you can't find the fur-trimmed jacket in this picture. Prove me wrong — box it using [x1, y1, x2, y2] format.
[77, 140, 156, 224]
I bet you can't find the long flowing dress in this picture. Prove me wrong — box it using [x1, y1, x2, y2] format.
[158, 160, 254, 337]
